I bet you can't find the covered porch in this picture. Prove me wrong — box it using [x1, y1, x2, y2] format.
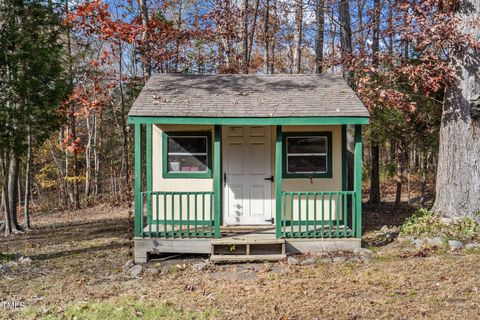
[128, 74, 369, 262]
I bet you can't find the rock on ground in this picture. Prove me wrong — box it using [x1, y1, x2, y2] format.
[448, 240, 464, 251]
[425, 237, 444, 247]
[129, 265, 143, 277]
[192, 261, 209, 271]
[122, 260, 135, 272]
[466, 243, 480, 250]
[287, 256, 299, 266]
[300, 257, 316, 266]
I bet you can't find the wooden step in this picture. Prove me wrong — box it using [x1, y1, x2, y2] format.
[210, 238, 286, 263]
[210, 254, 286, 263]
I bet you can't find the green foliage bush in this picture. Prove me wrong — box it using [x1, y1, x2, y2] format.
[400, 208, 480, 242]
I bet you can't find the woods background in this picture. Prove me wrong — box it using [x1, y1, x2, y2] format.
[1, 0, 479, 235]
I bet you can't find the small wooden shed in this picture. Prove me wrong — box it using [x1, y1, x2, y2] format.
[128, 74, 369, 263]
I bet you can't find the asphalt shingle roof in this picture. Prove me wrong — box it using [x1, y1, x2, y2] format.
[128, 74, 369, 118]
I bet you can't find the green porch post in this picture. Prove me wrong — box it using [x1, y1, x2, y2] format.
[146, 124, 152, 231]
[134, 123, 143, 238]
[213, 125, 222, 238]
[341, 125, 347, 191]
[275, 125, 283, 238]
[354, 124, 363, 238]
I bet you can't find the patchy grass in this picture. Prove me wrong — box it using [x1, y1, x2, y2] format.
[0, 252, 15, 263]
[1, 204, 480, 319]
[400, 208, 480, 241]
[23, 298, 219, 320]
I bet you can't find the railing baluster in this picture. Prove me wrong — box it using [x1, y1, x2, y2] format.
[305, 192, 309, 238]
[321, 193, 325, 238]
[194, 194, 198, 238]
[171, 193, 175, 238]
[282, 193, 287, 238]
[163, 193, 167, 238]
[351, 192, 357, 237]
[147, 192, 152, 237]
[201, 193, 205, 237]
[297, 193, 302, 237]
[329, 193, 333, 238]
[156, 194, 159, 238]
[313, 193, 317, 239]
[209, 193, 214, 238]
[290, 193, 294, 237]
[336, 193, 340, 237]
[342, 193, 348, 238]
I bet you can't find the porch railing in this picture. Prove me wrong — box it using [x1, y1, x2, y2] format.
[280, 191, 357, 238]
[139, 191, 215, 238]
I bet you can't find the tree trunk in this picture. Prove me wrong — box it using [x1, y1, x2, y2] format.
[65, 0, 80, 210]
[394, 142, 406, 208]
[433, 0, 480, 220]
[137, 0, 151, 78]
[264, 0, 270, 73]
[7, 151, 20, 233]
[240, 0, 249, 73]
[314, 0, 324, 73]
[247, 0, 260, 68]
[293, 0, 303, 73]
[118, 43, 130, 194]
[338, 0, 353, 85]
[369, 0, 381, 204]
[24, 131, 32, 229]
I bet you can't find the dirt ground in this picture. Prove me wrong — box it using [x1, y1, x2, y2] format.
[1, 202, 480, 320]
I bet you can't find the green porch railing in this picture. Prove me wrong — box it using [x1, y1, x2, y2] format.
[280, 191, 357, 238]
[139, 191, 215, 238]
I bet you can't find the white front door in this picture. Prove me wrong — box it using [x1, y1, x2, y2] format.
[223, 126, 273, 225]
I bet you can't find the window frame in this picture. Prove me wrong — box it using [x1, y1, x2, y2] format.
[282, 132, 333, 178]
[162, 131, 213, 179]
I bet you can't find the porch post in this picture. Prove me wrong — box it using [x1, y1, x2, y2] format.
[341, 125, 347, 191]
[275, 125, 283, 238]
[213, 125, 222, 238]
[134, 123, 143, 238]
[354, 124, 363, 238]
[146, 124, 152, 229]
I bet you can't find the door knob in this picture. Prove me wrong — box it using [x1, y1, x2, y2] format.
[264, 176, 274, 182]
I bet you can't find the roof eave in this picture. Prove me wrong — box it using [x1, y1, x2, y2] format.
[127, 116, 370, 125]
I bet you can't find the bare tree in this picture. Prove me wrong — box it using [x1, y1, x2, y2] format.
[314, 0, 324, 73]
[293, 0, 303, 73]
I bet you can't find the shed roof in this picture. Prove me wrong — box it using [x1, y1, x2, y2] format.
[128, 74, 369, 118]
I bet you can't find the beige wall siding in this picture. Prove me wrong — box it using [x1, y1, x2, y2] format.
[152, 124, 214, 220]
[276, 125, 343, 221]
[150, 124, 343, 223]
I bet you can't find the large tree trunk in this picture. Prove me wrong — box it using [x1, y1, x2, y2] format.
[293, 0, 303, 73]
[433, 0, 480, 220]
[314, 0, 324, 73]
[369, 0, 381, 204]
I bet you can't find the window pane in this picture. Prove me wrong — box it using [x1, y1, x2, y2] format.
[168, 155, 207, 173]
[287, 155, 327, 173]
[287, 137, 327, 154]
[168, 136, 207, 154]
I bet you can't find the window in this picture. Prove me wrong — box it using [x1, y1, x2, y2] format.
[283, 132, 332, 178]
[162, 132, 212, 178]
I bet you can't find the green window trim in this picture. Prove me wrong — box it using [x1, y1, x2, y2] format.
[162, 131, 213, 179]
[282, 131, 333, 179]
